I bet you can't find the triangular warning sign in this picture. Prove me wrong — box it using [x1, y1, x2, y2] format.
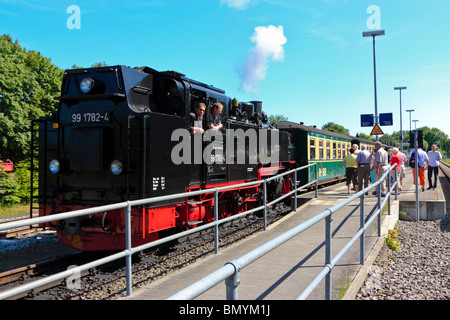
[370, 123, 384, 136]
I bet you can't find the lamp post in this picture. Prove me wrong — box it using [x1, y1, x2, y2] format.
[413, 119, 419, 129]
[406, 109, 414, 132]
[363, 29, 385, 141]
[394, 86, 407, 151]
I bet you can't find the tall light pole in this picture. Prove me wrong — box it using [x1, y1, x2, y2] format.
[406, 109, 414, 132]
[363, 29, 385, 141]
[413, 119, 419, 129]
[394, 86, 407, 151]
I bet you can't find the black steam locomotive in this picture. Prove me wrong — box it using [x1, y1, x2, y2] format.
[37, 65, 294, 251]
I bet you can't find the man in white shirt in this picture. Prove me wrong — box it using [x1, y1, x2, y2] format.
[427, 144, 442, 190]
[374, 141, 389, 196]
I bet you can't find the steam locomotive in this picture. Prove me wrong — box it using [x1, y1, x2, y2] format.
[37, 65, 294, 251]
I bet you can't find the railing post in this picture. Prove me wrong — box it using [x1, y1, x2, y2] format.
[377, 182, 381, 237]
[360, 193, 365, 265]
[325, 212, 332, 300]
[225, 260, 240, 300]
[214, 188, 219, 254]
[263, 180, 267, 231]
[125, 202, 132, 296]
[315, 163, 318, 198]
[387, 167, 391, 215]
[293, 170, 297, 211]
[394, 164, 398, 200]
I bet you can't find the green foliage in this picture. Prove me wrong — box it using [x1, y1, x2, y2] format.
[0, 170, 20, 205]
[268, 114, 288, 122]
[362, 127, 449, 152]
[322, 122, 349, 135]
[14, 160, 38, 202]
[0, 34, 63, 162]
[357, 132, 375, 141]
[0, 160, 36, 205]
[385, 229, 401, 252]
[421, 126, 449, 152]
[70, 61, 109, 69]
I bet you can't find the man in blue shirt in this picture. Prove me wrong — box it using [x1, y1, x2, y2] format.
[410, 148, 429, 191]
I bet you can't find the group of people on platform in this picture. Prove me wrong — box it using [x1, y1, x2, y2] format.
[343, 141, 443, 196]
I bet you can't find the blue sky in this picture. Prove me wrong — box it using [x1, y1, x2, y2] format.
[1, 0, 449, 138]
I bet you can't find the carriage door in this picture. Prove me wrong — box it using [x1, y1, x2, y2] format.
[204, 97, 227, 184]
[188, 88, 207, 186]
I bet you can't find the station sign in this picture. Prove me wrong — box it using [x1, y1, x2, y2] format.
[380, 113, 393, 126]
[360, 114, 374, 127]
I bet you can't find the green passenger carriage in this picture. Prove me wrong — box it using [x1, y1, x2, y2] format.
[276, 121, 378, 187]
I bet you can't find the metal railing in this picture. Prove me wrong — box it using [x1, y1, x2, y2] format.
[167, 163, 398, 300]
[0, 163, 318, 300]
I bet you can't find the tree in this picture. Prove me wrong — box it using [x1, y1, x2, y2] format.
[268, 114, 288, 122]
[421, 126, 449, 151]
[379, 133, 395, 146]
[357, 132, 375, 141]
[0, 34, 63, 162]
[322, 122, 349, 135]
[70, 61, 109, 69]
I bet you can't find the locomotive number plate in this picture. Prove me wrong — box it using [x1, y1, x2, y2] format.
[72, 112, 110, 123]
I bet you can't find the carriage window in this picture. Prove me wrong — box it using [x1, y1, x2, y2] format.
[338, 142, 341, 159]
[333, 142, 336, 159]
[309, 138, 316, 159]
[319, 139, 323, 159]
[326, 141, 330, 159]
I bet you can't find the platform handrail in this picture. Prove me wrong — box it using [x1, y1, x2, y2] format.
[0, 163, 318, 300]
[167, 163, 398, 300]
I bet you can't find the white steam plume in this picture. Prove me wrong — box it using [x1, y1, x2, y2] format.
[221, 0, 253, 10]
[237, 25, 287, 93]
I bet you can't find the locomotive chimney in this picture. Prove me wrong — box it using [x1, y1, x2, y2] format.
[250, 101, 262, 114]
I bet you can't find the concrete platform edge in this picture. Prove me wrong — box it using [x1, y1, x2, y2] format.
[342, 200, 399, 300]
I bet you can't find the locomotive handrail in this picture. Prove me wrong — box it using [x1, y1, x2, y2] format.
[167, 164, 399, 300]
[0, 163, 318, 300]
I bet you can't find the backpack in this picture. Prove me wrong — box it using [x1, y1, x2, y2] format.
[409, 152, 415, 167]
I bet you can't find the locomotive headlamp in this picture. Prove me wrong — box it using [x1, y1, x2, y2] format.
[110, 160, 123, 175]
[49, 159, 61, 174]
[80, 77, 95, 93]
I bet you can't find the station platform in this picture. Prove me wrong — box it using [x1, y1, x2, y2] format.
[397, 168, 447, 220]
[121, 167, 446, 300]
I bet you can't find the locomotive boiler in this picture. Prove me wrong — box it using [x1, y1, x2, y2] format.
[37, 65, 294, 251]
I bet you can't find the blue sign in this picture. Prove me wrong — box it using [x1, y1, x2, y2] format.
[361, 114, 374, 127]
[380, 113, 393, 126]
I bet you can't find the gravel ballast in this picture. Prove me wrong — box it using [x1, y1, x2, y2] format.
[356, 219, 450, 300]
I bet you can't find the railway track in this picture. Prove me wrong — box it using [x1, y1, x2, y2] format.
[440, 160, 450, 180]
[0, 252, 86, 300]
[0, 213, 41, 239]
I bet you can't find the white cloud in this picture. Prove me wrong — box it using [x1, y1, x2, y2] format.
[221, 0, 254, 10]
[237, 25, 287, 93]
